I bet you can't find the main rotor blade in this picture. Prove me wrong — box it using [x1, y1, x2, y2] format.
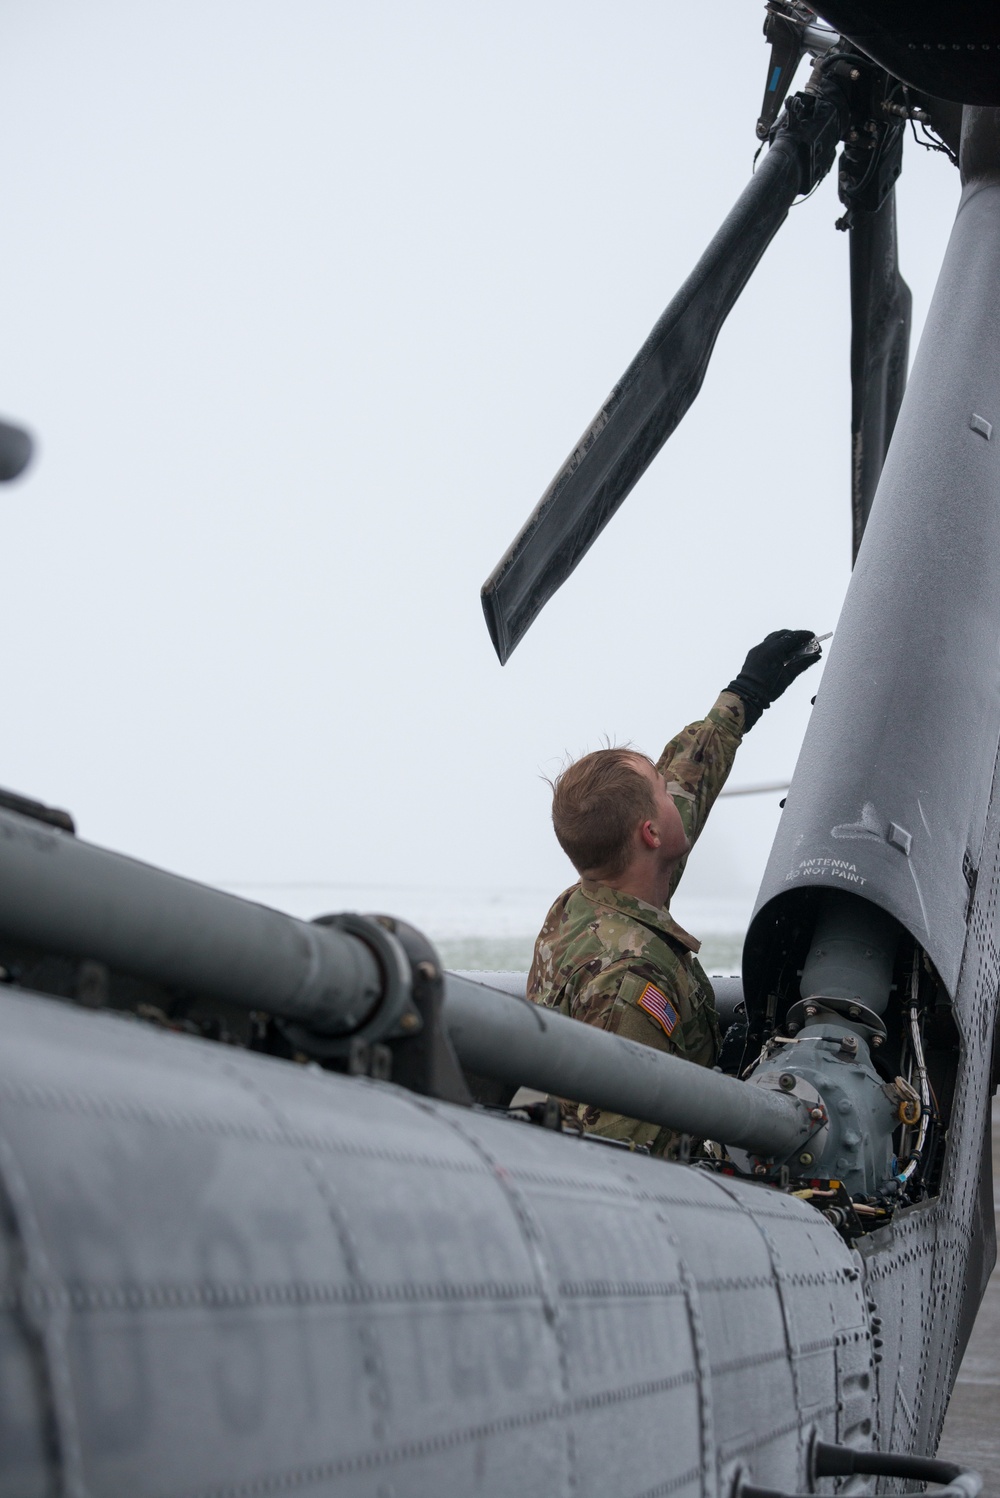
[0, 419, 32, 481]
[482, 108, 832, 665]
[849, 188, 911, 560]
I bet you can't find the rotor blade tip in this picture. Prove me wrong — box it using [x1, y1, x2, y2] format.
[480, 582, 512, 666]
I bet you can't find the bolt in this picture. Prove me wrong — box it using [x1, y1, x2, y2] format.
[779, 1073, 796, 1091]
[848, 128, 859, 142]
[871, 1035, 884, 1048]
[753, 1163, 768, 1177]
[810, 1107, 825, 1122]
[416, 960, 438, 981]
[805, 1004, 818, 1017]
[850, 67, 860, 80]
[399, 1011, 421, 1032]
[848, 1005, 861, 1018]
[799, 1152, 814, 1167]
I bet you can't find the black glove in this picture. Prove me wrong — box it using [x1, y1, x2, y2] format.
[725, 629, 820, 731]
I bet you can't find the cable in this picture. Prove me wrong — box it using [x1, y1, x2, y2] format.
[815, 1441, 982, 1496]
[790, 174, 824, 207]
[740, 1438, 983, 1498]
[899, 948, 931, 1185]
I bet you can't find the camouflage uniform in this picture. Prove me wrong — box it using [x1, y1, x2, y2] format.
[527, 691, 745, 1154]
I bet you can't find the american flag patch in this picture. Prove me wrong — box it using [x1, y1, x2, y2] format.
[637, 982, 678, 1036]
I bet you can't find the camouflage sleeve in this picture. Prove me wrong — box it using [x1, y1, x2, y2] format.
[656, 691, 745, 898]
[562, 958, 717, 1155]
[567, 958, 713, 1061]
[526, 886, 578, 1003]
[567, 961, 680, 1046]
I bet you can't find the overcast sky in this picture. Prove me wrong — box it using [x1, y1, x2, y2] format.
[0, 2, 962, 934]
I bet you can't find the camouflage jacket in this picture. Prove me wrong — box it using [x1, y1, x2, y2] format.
[527, 691, 745, 1154]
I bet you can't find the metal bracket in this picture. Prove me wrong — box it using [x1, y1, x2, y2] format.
[757, 7, 807, 141]
[276, 910, 414, 1059]
[348, 1039, 393, 1082]
[275, 913, 472, 1106]
[357, 917, 472, 1107]
[785, 993, 887, 1040]
[774, 90, 843, 198]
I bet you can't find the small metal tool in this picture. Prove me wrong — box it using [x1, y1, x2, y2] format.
[791, 630, 832, 662]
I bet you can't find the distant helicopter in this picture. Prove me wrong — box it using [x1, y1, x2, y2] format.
[0, 4, 998, 1496]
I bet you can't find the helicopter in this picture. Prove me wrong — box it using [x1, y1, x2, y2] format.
[1, 2, 1000, 1496]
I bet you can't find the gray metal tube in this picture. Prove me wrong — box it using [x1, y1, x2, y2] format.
[444, 974, 810, 1156]
[0, 807, 803, 1153]
[0, 809, 384, 1032]
[800, 891, 900, 1014]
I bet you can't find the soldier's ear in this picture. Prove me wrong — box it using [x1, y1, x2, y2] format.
[640, 820, 659, 849]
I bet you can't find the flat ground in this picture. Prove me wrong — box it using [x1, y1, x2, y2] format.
[937, 1097, 1000, 1489]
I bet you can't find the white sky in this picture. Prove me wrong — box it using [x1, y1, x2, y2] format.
[0, 2, 961, 934]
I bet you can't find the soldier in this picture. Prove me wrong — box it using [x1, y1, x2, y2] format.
[528, 629, 822, 1154]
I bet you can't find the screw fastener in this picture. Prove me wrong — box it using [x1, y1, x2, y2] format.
[798, 1152, 814, 1166]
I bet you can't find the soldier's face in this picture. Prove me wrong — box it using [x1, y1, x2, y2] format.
[635, 758, 691, 862]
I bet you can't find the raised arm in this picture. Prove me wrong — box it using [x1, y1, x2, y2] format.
[657, 693, 745, 896]
[660, 629, 822, 897]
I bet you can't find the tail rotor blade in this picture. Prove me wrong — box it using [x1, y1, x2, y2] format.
[849, 187, 911, 560]
[482, 94, 841, 664]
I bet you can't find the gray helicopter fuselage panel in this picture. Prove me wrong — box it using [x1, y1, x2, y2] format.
[0, 985, 870, 1498]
